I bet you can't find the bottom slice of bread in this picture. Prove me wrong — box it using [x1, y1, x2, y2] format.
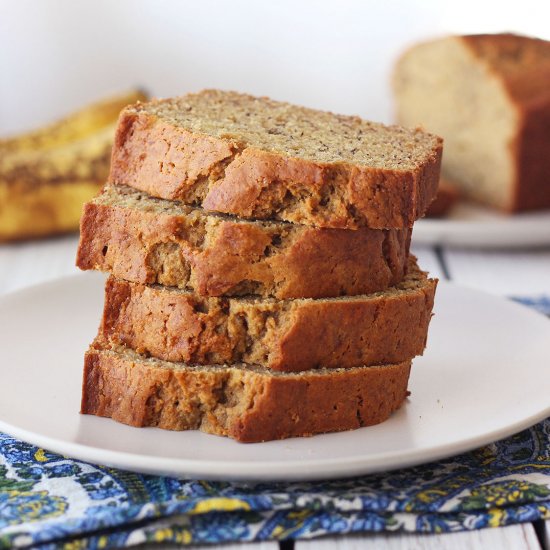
[82, 344, 412, 443]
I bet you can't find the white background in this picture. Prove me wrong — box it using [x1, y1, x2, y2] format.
[1, 0, 549, 135]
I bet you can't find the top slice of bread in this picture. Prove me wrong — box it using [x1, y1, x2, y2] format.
[394, 33, 550, 212]
[109, 90, 442, 229]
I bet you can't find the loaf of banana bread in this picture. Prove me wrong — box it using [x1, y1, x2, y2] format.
[394, 33, 550, 212]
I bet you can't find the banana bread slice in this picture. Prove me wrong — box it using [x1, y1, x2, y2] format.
[100, 257, 436, 372]
[82, 342, 412, 443]
[77, 184, 410, 299]
[109, 90, 442, 229]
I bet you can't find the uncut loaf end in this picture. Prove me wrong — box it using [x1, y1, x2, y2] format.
[394, 33, 550, 212]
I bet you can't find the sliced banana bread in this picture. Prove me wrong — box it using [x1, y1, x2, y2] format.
[77, 185, 411, 299]
[82, 342, 412, 443]
[109, 90, 442, 229]
[394, 33, 550, 212]
[100, 257, 435, 371]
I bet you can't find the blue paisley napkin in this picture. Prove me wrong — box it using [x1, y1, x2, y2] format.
[1, 298, 549, 549]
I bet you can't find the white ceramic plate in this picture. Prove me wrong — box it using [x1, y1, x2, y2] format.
[0, 273, 549, 482]
[413, 201, 550, 248]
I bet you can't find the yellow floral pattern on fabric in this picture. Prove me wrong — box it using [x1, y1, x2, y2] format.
[191, 498, 251, 514]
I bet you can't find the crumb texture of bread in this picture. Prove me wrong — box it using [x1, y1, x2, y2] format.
[77, 184, 411, 299]
[109, 90, 442, 229]
[393, 33, 550, 212]
[99, 257, 436, 371]
[81, 343, 412, 443]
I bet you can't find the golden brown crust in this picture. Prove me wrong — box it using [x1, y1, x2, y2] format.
[110, 110, 235, 202]
[109, 95, 442, 229]
[460, 34, 550, 103]
[100, 258, 436, 371]
[76, 185, 411, 299]
[200, 147, 441, 229]
[81, 345, 412, 442]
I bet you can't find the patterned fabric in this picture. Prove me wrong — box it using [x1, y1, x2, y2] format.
[1, 298, 549, 549]
[1, 422, 549, 549]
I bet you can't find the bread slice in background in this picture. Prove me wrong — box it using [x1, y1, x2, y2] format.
[110, 90, 442, 229]
[425, 178, 461, 217]
[393, 33, 550, 213]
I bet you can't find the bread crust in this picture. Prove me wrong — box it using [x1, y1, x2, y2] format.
[511, 82, 550, 211]
[109, 98, 442, 229]
[76, 185, 411, 299]
[100, 259, 436, 371]
[81, 345, 412, 442]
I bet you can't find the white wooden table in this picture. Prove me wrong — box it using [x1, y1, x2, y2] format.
[0, 235, 549, 550]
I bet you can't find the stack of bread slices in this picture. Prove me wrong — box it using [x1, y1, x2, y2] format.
[76, 90, 442, 443]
